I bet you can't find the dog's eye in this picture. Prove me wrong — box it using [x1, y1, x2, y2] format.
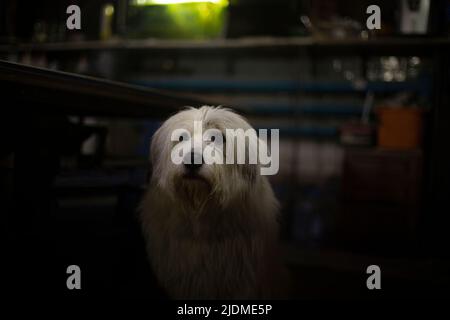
[177, 132, 190, 142]
[211, 136, 215, 142]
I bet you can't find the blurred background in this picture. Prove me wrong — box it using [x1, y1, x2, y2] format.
[2, 0, 450, 298]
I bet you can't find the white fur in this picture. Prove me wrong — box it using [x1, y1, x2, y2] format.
[140, 106, 285, 299]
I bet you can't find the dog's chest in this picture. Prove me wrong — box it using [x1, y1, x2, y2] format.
[156, 228, 259, 273]
[149, 224, 262, 298]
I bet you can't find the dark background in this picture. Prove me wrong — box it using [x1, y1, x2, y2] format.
[2, 0, 450, 299]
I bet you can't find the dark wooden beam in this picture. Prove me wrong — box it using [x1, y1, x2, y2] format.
[0, 59, 214, 118]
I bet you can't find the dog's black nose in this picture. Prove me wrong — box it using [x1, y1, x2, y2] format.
[184, 152, 203, 171]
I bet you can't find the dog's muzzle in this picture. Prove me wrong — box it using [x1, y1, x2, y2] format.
[183, 151, 203, 173]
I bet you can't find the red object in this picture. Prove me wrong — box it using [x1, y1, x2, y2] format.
[377, 107, 423, 149]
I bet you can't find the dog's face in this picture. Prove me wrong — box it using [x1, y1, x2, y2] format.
[150, 106, 260, 209]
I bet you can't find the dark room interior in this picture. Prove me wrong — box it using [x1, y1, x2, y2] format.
[2, 0, 450, 302]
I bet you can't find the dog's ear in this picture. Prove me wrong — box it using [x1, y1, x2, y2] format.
[148, 123, 167, 183]
[145, 130, 157, 184]
[146, 156, 153, 184]
[149, 124, 164, 165]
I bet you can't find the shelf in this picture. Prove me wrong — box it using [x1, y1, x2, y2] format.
[283, 244, 450, 284]
[241, 103, 364, 116]
[256, 125, 338, 138]
[132, 78, 432, 95]
[1, 36, 449, 52]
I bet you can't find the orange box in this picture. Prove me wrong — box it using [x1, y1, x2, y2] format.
[377, 107, 423, 149]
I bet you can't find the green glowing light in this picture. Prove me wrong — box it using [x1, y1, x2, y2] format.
[128, 0, 228, 39]
[104, 4, 115, 16]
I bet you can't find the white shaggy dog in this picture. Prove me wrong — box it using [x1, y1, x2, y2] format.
[140, 106, 285, 299]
